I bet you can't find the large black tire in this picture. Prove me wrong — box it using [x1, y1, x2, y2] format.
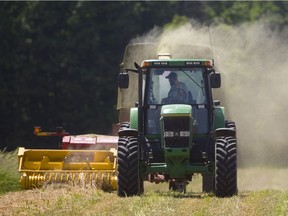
[215, 136, 237, 197]
[117, 136, 143, 197]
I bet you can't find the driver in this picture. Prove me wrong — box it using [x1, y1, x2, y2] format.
[162, 72, 188, 104]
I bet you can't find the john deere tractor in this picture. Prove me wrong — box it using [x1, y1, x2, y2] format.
[117, 46, 237, 197]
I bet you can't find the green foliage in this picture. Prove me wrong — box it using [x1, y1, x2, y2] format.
[164, 15, 190, 30]
[0, 1, 178, 150]
[204, 1, 288, 26]
[0, 1, 287, 150]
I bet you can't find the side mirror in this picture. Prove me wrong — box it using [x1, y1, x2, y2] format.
[118, 71, 129, 89]
[210, 72, 221, 88]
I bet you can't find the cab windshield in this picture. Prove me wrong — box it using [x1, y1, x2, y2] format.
[146, 67, 207, 105]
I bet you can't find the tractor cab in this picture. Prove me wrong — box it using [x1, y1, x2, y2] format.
[119, 58, 221, 137]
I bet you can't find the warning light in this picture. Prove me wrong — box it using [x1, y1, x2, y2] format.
[203, 60, 213, 67]
[141, 61, 151, 67]
[34, 126, 41, 134]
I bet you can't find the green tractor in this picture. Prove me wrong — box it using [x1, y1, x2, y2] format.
[117, 51, 237, 197]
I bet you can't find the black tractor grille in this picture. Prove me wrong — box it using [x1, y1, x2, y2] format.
[163, 116, 190, 148]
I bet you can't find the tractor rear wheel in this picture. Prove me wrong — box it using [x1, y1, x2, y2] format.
[225, 120, 236, 131]
[215, 136, 237, 197]
[117, 136, 143, 197]
[119, 122, 130, 130]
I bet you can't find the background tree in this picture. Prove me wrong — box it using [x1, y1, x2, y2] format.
[0, 1, 287, 150]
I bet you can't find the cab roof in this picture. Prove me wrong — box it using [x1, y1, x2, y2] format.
[141, 59, 214, 68]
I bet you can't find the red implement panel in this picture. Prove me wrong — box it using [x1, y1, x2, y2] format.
[62, 134, 118, 150]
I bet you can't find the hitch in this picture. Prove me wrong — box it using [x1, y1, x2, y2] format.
[34, 126, 70, 137]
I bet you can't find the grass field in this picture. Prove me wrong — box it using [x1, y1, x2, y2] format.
[0, 150, 288, 216]
[0, 151, 21, 195]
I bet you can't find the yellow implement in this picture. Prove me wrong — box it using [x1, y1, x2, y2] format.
[18, 147, 117, 190]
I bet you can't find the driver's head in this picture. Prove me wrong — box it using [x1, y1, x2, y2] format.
[166, 72, 177, 86]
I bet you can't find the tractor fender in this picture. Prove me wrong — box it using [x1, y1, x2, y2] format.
[118, 107, 138, 137]
[213, 128, 236, 138]
[213, 107, 225, 129]
[130, 107, 138, 130]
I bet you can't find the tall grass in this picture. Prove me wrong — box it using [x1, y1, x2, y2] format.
[0, 150, 21, 194]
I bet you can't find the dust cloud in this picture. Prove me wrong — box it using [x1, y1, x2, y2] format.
[129, 19, 288, 167]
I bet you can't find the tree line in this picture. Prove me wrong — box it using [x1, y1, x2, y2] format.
[1, 1, 287, 150]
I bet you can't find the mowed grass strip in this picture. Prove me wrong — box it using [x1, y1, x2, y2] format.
[1, 185, 288, 216]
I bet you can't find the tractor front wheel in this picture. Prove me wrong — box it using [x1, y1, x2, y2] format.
[117, 136, 143, 197]
[215, 136, 237, 197]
